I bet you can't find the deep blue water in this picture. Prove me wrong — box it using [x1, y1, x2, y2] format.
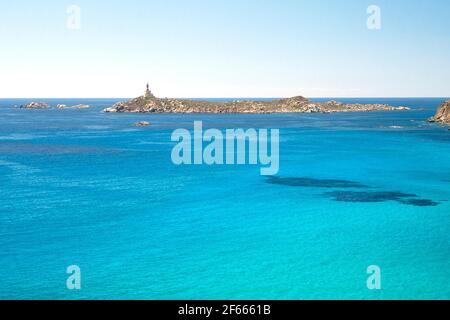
[0, 97, 450, 300]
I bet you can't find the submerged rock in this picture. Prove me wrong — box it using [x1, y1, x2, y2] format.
[266, 176, 370, 189]
[103, 84, 412, 114]
[20, 102, 50, 109]
[324, 190, 439, 207]
[429, 100, 450, 125]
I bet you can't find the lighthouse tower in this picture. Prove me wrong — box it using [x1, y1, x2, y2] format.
[144, 83, 153, 98]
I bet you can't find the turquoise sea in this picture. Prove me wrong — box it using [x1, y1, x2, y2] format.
[0, 97, 449, 300]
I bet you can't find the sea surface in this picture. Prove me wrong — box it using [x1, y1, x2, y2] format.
[0, 97, 449, 300]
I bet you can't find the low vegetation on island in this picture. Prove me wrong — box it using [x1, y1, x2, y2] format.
[103, 84, 411, 114]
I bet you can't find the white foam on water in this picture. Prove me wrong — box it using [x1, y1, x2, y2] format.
[0, 133, 44, 141]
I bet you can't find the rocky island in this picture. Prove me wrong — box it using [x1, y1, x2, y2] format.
[429, 100, 450, 126]
[103, 84, 410, 114]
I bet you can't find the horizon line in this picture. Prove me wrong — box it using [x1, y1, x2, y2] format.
[0, 96, 449, 100]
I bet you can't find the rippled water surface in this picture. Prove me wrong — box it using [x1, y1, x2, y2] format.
[0, 98, 449, 299]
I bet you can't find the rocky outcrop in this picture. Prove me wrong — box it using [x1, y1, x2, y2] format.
[103, 90, 410, 114]
[20, 102, 50, 109]
[56, 104, 91, 109]
[429, 101, 450, 125]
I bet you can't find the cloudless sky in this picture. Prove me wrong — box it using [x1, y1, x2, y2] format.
[0, 0, 449, 98]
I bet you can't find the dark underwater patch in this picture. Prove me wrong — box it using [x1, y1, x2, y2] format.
[266, 176, 370, 189]
[324, 191, 440, 207]
[324, 191, 416, 203]
[399, 199, 440, 207]
[266, 176, 441, 207]
[0, 142, 115, 155]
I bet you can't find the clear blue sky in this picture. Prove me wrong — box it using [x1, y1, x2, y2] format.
[1, 0, 449, 98]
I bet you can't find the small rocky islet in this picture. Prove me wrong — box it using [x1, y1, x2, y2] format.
[20, 102, 91, 109]
[133, 121, 151, 127]
[103, 84, 411, 114]
[20, 102, 51, 109]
